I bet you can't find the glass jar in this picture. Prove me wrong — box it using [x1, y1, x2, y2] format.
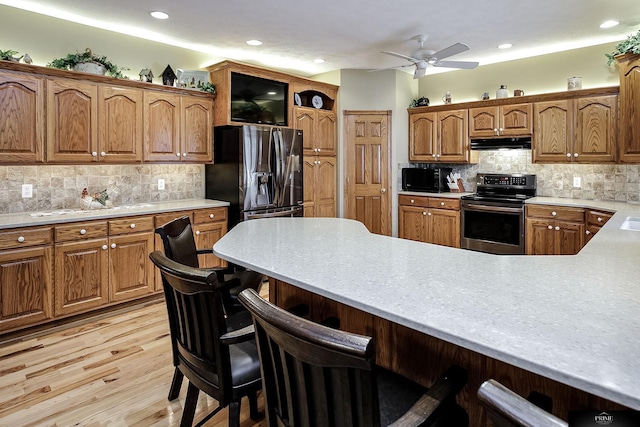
[496, 85, 508, 99]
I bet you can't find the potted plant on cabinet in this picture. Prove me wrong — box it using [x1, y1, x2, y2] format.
[47, 48, 129, 78]
[606, 29, 640, 65]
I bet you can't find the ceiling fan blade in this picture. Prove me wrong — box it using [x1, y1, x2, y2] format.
[432, 43, 470, 60]
[368, 64, 414, 72]
[432, 60, 479, 69]
[381, 50, 420, 63]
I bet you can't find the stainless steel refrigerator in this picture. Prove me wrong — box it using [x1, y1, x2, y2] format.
[205, 125, 304, 228]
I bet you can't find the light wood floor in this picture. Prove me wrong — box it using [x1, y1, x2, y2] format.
[0, 287, 269, 427]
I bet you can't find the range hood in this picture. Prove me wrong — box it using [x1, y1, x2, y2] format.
[470, 136, 532, 150]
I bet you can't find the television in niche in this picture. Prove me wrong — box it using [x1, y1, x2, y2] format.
[231, 73, 288, 126]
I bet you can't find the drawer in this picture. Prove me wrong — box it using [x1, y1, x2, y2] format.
[428, 198, 460, 210]
[398, 195, 429, 208]
[56, 221, 108, 242]
[586, 210, 613, 227]
[526, 204, 584, 222]
[193, 207, 227, 224]
[0, 227, 53, 250]
[109, 216, 154, 235]
[155, 211, 193, 228]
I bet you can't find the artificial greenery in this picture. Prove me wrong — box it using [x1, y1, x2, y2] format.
[0, 49, 20, 61]
[409, 96, 430, 108]
[47, 48, 129, 78]
[197, 81, 217, 94]
[606, 29, 640, 65]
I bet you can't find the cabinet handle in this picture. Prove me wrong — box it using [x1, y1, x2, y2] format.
[566, 153, 571, 158]
[209, 213, 215, 219]
[432, 154, 437, 158]
[195, 230, 201, 235]
[555, 226, 560, 231]
[410, 199, 415, 204]
[548, 225, 553, 229]
[440, 201, 445, 206]
[17, 236, 25, 243]
[598, 217, 603, 222]
[130, 223, 136, 229]
[92, 152, 98, 157]
[422, 212, 427, 216]
[493, 128, 498, 133]
[111, 243, 117, 249]
[551, 211, 557, 216]
[80, 229, 87, 235]
[586, 230, 591, 235]
[436, 154, 441, 158]
[102, 245, 108, 250]
[574, 153, 579, 158]
[100, 151, 106, 157]
[182, 152, 187, 157]
[428, 212, 432, 216]
[176, 152, 181, 157]
[499, 128, 504, 132]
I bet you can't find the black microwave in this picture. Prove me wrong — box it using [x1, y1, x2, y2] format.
[402, 167, 452, 193]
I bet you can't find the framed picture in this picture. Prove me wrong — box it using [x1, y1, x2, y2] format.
[176, 69, 209, 88]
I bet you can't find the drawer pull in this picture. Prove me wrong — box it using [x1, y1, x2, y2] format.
[586, 230, 591, 235]
[440, 201, 445, 206]
[551, 211, 557, 216]
[597, 217, 603, 222]
[555, 226, 560, 231]
[422, 212, 427, 216]
[130, 223, 136, 229]
[548, 225, 553, 230]
[111, 243, 117, 249]
[195, 230, 201, 235]
[209, 213, 215, 219]
[410, 199, 415, 204]
[80, 229, 87, 235]
[102, 245, 108, 250]
[17, 236, 25, 243]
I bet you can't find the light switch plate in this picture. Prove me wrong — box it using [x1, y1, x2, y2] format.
[158, 178, 165, 190]
[573, 177, 581, 188]
[22, 184, 33, 198]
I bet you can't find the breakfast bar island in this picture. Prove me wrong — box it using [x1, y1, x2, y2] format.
[213, 216, 640, 426]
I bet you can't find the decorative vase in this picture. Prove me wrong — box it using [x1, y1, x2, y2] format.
[74, 61, 107, 76]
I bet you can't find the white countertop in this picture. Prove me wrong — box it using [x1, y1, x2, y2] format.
[214, 212, 640, 410]
[0, 199, 229, 230]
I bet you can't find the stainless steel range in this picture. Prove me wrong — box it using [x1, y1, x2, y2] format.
[460, 173, 537, 255]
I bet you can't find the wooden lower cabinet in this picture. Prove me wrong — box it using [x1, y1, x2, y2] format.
[585, 209, 614, 243]
[304, 156, 337, 217]
[108, 232, 154, 302]
[193, 207, 228, 268]
[270, 279, 628, 427]
[525, 204, 585, 255]
[398, 195, 460, 248]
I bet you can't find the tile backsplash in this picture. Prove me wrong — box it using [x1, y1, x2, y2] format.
[400, 150, 640, 202]
[0, 164, 205, 214]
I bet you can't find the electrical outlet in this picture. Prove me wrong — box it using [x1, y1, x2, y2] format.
[158, 178, 165, 190]
[22, 184, 33, 198]
[573, 176, 581, 188]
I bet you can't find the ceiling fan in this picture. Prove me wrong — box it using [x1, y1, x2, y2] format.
[381, 35, 479, 79]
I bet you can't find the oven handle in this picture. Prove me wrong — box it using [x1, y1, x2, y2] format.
[462, 203, 523, 214]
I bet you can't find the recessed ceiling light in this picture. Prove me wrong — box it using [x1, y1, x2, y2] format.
[498, 43, 513, 49]
[246, 40, 263, 46]
[600, 20, 619, 29]
[150, 11, 169, 20]
[313, 58, 326, 64]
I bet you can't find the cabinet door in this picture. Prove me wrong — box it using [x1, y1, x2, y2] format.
[525, 218, 555, 255]
[409, 112, 437, 161]
[46, 79, 98, 163]
[533, 100, 572, 163]
[193, 222, 227, 268]
[294, 107, 316, 154]
[143, 91, 181, 162]
[0, 71, 44, 163]
[469, 106, 499, 138]
[317, 110, 337, 156]
[438, 110, 468, 162]
[501, 103, 533, 136]
[99, 85, 143, 163]
[303, 158, 316, 217]
[55, 239, 109, 316]
[109, 232, 154, 302]
[181, 96, 213, 162]
[573, 95, 617, 163]
[398, 205, 428, 242]
[315, 156, 337, 218]
[0, 246, 52, 332]
[429, 209, 460, 248]
[617, 55, 640, 163]
[555, 221, 585, 255]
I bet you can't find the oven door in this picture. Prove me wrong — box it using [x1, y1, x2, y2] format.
[461, 200, 525, 255]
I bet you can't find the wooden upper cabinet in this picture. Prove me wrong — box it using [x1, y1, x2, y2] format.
[46, 78, 98, 163]
[469, 103, 532, 138]
[409, 109, 469, 163]
[533, 95, 617, 163]
[294, 107, 336, 156]
[616, 54, 640, 163]
[0, 71, 44, 163]
[144, 91, 181, 162]
[99, 85, 143, 162]
[181, 96, 213, 162]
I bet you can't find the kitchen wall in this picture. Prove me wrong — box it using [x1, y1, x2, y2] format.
[400, 151, 640, 202]
[0, 164, 204, 214]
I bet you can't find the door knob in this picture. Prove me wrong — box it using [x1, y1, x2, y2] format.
[380, 188, 386, 193]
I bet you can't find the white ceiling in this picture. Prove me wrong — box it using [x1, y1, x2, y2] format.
[2, 0, 639, 77]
